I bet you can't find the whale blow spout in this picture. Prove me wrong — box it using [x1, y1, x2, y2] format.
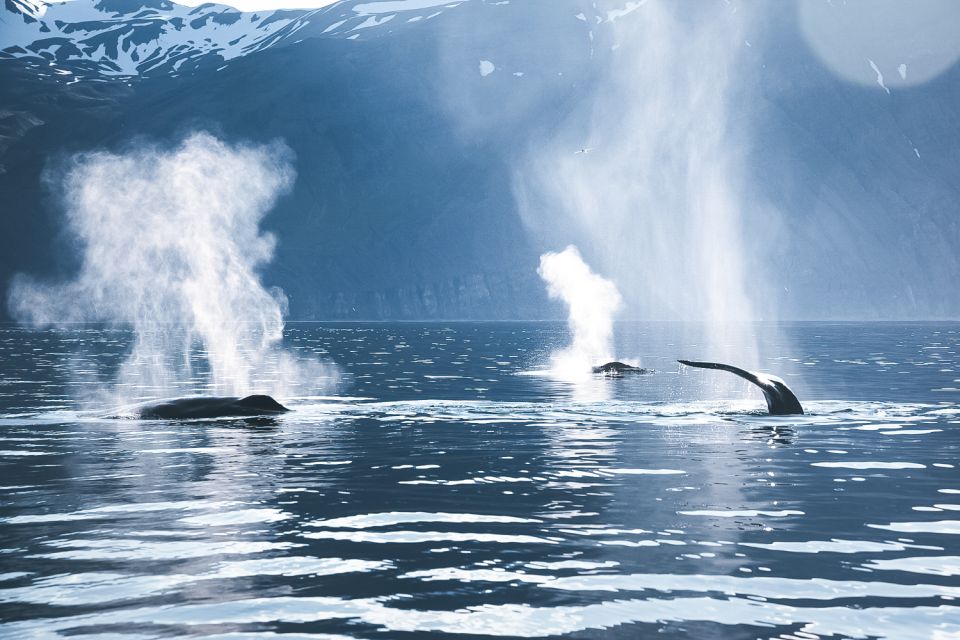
[678, 360, 803, 415]
[592, 361, 653, 376]
[136, 394, 290, 420]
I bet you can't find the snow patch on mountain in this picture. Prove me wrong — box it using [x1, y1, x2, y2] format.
[1, 0, 310, 77]
[0, 0, 468, 79]
[5, 0, 47, 20]
[607, 1, 647, 22]
[352, 13, 393, 29]
[353, 0, 464, 14]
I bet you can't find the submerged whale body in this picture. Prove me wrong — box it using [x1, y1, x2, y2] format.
[592, 361, 652, 375]
[678, 360, 804, 416]
[136, 395, 290, 419]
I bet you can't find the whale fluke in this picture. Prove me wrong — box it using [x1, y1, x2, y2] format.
[592, 361, 653, 375]
[677, 360, 803, 415]
[136, 394, 290, 419]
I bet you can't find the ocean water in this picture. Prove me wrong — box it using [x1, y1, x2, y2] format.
[0, 322, 958, 639]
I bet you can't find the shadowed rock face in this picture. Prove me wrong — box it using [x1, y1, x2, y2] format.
[678, 360, 804, 416]
[592, 361, 653, 375]
[136, 395, 289, 419]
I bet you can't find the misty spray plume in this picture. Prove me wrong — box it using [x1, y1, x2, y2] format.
[538, 245, 622, 378]
[517, 1, 782, 389]
[9, 132, 334, 403]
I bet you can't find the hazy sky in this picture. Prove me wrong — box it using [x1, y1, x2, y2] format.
[176, 0, 338, 9]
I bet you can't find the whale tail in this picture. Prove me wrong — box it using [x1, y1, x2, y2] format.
[677, 360, 803, 416]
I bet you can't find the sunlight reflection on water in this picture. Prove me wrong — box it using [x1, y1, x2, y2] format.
[0, 322, 958, 638]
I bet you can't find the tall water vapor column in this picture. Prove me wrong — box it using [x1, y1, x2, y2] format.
[517, 1, 778, 374]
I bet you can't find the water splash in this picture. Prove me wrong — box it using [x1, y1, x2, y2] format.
[538, 245, 621, 379]
[8, 132, 334, 403]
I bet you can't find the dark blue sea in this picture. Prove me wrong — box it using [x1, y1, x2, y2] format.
[1, 322, 958, 639]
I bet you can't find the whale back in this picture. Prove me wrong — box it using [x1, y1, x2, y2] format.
[592, 361, 651, 375]
[677, 360, 804, 416]
[137, 395, 290, 419]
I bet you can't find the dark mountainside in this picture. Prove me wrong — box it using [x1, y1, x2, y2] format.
[1, 0, 959, 320]
[1, 0, 597, 320]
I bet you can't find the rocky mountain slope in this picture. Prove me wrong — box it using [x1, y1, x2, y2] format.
[1, 0, 467, 77]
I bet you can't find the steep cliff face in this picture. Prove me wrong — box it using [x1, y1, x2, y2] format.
[2, 0, 959, 320]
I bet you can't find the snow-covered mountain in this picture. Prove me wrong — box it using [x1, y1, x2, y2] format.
[2, 0, 959, 320]
[0, 0, 465, 78]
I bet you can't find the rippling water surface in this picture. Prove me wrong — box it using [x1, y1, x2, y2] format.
[1, 322, 958, 639]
